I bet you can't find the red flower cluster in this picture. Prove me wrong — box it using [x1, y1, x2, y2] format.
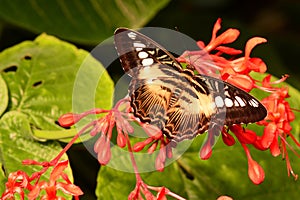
[57, 99, 182, 199]
[0, 160, 82, 200]
[178, 18, 299, 184]
[256, 75, 299, 179]
[58, 99, 134, 166]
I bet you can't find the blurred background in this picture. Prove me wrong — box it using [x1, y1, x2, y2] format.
[0, 0, 299, 199]
[0, 0, 299, 88]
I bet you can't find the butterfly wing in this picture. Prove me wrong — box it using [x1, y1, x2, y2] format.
[114, 28, 182, 76]
[114, 28, 190, 132]
[197, 74, 267, 125]
[114, 28, 267, 142]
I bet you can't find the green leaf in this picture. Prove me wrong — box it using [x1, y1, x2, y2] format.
[0, 111, 70, 174]
[0, 74, 8, 116]
[96, 73, 300, 199]
[0, 34, 114, 197]
[0, 33, 114, 131]
[0, 0, 170, 45]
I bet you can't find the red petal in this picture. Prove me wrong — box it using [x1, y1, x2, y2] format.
[253, 136, 268, 151]
[270, 136, 281, 156]
[243, 144, 265, 184]
[216, 28, 240, 45]
[245, 37, 267, 59]
[147, 142, 158, 154]
[28, 185, 42, 200]
[116, 129, 126, 148]
[200, 142, 212, 160]
[155, 148, 166, 172]
[56, 182, 83, 196]
[211, 18, 222, 41]
[197, 41, 206, 49]
[221, 67, 236, 80]
[156, 187, 168, 200]
[248, 58, 267, 73]
[221, 130, 236, 146]
[97, 139, 111, 165]
[231, 125, 257, 144]
[58, 113, 81, 127]
[226, 74, 254, 92]
[206, 29, 240, 52]
[133, 138, 153, 152]
[261, 123, 277, 148]
[282, 121, 292, 132]
[51, 160, 69, 182]
[94, 134, 106, 153]
[248, 158, 265, 184]
[216, 46, 242, 55]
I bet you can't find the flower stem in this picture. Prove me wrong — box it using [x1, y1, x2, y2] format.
[125, 133, 143, 183]
[50, 120, 96, 165]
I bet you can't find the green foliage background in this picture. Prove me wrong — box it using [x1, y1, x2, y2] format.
[0, 0, 300, 199]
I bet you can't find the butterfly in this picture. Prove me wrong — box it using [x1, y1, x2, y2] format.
[114, 28, 267, 143]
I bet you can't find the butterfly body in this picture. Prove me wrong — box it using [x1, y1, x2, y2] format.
[114, 28, 267, 142]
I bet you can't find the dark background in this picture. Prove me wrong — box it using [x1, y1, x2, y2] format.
[1, 0, 299, 88]
[0, 0, 299, 199]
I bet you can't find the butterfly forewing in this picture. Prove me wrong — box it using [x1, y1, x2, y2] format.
[114, 28, 182, 76]
[114, 28, 267, 142]
[198, 74, 267, 125]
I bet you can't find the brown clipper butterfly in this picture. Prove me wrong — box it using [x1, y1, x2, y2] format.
[114, 28, 267, 143]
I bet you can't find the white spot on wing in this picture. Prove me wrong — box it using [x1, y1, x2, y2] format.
[133, 42, 146, 48]
[142, 58, 154, 66]
[235, 96, 246, 107]
[224, 98, 233, 107]
[138, 51, 148, 59]
[215, 96, 224, 108]
[128, 32, 137, 40]
[249, 99, 259, 107]
[234, 100, 239, 106]
[224, 90, 230, 97]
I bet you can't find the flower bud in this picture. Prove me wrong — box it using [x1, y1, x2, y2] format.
[58, 113, 81, 127]
[97, 139, 111, 165]
[117, 128, 126, 148]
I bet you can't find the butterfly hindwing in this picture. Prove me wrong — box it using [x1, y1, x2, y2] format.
[114, 28, 267, 142]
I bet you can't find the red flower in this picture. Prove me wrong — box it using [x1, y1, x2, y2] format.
[255, 77, 299, 179]
[242, 143, 265, 184]
[58, 98, 135, 166]
[28, 160, 83, 199]
[178, 18, 299, 183]
[1, 160, 83, 200]
[1, 171, 29, 200]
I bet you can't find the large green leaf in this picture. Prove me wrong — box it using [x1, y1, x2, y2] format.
[0, 0, 170, 45]
[0, 34, 114, 196]
[96, 75, 300, 199]
[0, 33, 113, 130]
